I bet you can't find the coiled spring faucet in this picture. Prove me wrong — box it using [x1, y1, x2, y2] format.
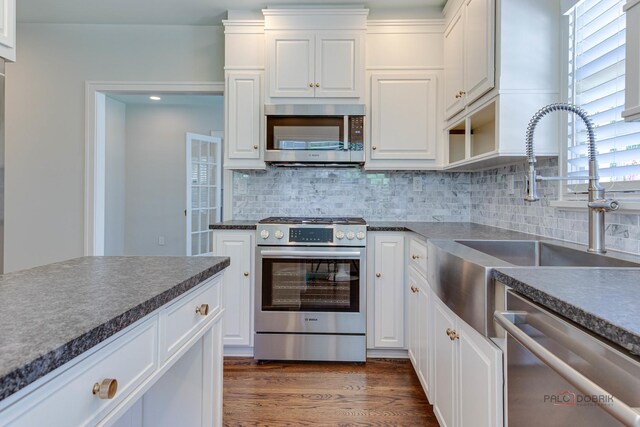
[525, 103, 619, 254]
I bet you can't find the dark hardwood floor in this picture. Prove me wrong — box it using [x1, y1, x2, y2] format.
[223, 358, 439, 426]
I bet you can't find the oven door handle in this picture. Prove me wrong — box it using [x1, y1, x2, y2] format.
[495, 311, 640, 427]
[259, 250, 363, 258]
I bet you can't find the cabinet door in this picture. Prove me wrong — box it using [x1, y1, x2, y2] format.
[458, 319, 503, 427]
[417, 280, 430, 400]
[463, 0, 495, 105]
[315, 32, 362, 98]
[407, 269, 420, 366]
[213, 231, 253, 346]
[226, 73, 262, 161]
[370, 73, 437, 160]
[444, 11, 465, 119]
[433, 299, 457, 427]
[267, 32, 315, 98]
[372, 233, 405, 348]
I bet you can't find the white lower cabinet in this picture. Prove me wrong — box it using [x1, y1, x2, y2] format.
[212, 230, 254, 350]
[367, 232, 405, 349]
[432, 295, 503, 427]
[407, 265, 431, 401]
[0, 275, 225, 427]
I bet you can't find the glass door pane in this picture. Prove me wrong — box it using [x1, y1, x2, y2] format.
[261, 258, 360, 312]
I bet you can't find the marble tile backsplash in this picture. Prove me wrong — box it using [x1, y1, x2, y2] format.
[232, 168, 470, 222]
[230, 160, 640, 255]
[470, 158, 640, 255]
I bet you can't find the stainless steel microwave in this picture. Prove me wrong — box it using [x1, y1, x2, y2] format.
[264, 104, 365, 165]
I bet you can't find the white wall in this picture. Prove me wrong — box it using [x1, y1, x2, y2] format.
[5, 23, 224, 272]
[104, 97, 127, 256]
[123, 101, 222, 256]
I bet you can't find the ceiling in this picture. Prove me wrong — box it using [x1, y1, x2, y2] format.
[107, 93, 222, 106]
[17, 0, 447, 26]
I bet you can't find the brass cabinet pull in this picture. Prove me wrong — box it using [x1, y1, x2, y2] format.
[315, 83, 320, 87]
[309, 83, 314, 87]
[243, 272, 249, 277]
[195, 303, 209, 316]
[253, 145, 258, 149]
[412, 254, 419, 260]
[372, 146, 377, 150]
[376, 272, 381, 278]
[459, 90, 466, 95]
[92, 378, 118, 399]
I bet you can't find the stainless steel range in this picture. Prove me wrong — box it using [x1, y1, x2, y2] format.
[254, 217, 367, 362]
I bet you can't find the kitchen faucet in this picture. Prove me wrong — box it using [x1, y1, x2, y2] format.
[524, 103, 619, 254]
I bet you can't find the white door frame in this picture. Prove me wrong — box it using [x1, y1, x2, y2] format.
[85, 81, 225, 256]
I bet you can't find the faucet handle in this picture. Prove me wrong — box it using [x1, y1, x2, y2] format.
[588, 199, 619, 211]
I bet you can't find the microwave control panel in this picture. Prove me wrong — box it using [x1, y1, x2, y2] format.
[349, 116, 365, 151]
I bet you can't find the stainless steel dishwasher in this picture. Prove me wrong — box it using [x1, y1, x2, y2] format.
[495, 291, 640, 427]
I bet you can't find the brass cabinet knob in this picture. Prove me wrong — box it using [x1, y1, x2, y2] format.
[309, 83, 314, 87]
[243, 272, 249, 277]
[459, 90, 466, 95]
[372, 146, 377, 150]
[93, 378, 118, 399]
[195, 303, 209, 316]
[315, 83, 320, 87]
[253, 145, 258, 149]
[412, 254, 419, 260]
[446, 328, 459, 341]
[376, 272, 381, 278]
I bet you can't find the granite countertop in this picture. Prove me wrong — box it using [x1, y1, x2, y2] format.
[494, 268, 640, 356]
[367, 221, 539, 240]
[210, 221, 257, 230]
[0, 256, 230, 402]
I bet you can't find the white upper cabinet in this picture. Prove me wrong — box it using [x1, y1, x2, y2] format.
[369, 73, 438, 162]
[444, 0, 495, 119]
[365, 20, 445, 170]
[267, 31, 362, 98]
[263, 8, 368, 102]
[443, 0, 561, 169]
[623, 0, 640, 121]
[267, 32, 315, 97]
[223, 19, 266, 170]
[225, 72, 264, 168]
[315, 33, 361, 97]
[0, 0, 15, 62]
[444, 12, 466, 119]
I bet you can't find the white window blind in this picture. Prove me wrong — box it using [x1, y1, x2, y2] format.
[567, 0, 640, 192]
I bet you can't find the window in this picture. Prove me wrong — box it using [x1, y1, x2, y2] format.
[565, 0, 640, 193]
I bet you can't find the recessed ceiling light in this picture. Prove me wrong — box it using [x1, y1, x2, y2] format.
[149, 96, 161, 101]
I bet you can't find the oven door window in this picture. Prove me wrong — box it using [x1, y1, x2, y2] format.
[262, 258, 359, 312]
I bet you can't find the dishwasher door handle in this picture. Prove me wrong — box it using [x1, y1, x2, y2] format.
[495, 311, 640, 427]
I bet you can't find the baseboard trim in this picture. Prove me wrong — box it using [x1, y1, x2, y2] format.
[366, 349, 409, 359]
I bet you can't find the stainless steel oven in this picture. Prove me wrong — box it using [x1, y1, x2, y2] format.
[254, 217, 367, 362]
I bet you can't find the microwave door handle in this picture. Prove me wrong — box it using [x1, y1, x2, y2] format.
[344, 115, 349, 151]
[494, 311, 640, 427]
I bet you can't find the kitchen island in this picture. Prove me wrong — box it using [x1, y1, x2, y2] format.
[0, 256, 229, 426]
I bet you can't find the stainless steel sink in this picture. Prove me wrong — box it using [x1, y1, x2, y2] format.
[428, 239, 640, 339]
[456, 240, 640, 268]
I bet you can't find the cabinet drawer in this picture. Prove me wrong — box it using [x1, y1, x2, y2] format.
[162, 275, 222, 360]
[408, 237, 428, 276]
[1, 317, 158, 427]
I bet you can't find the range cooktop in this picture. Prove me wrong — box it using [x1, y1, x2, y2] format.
[259, 216, 367, 225]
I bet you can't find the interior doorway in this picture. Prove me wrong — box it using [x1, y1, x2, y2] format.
[85, 82, 225, 256]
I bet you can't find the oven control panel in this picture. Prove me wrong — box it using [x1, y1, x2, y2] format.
[257, 224, 366, 247]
